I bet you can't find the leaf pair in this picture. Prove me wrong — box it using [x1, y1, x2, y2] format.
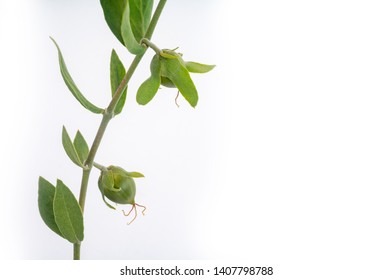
[101, 0, 153, 55]
[136, 51, 215, 107]
[38, 177, 84, 244]
[62, 126, 89, 168]
[52, 38, 128, 116]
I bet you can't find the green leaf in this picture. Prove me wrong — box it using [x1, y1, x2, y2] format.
[160, 57, 199, 107]
[136, 55, 161, 105]
[127, 171, 145, 178]
[50, 37, 104, 114]
[62, 126, 83, 168]
[98, 171, 116, 210]
[53, 180, 84, 243]
[110, 50, 127, 114]
[100, 0, 127, 45]
[73, 130, 89, 164]
[185, 61, 216, 73]
[160, 49, 180, 59]
[38, 177, 63, 238]
[121, 1, 145, 54]
[129, 0, 154, 42]
[101, 170, 118, 192]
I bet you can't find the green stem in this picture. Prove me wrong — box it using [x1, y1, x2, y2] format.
[73, 243, 80, 260]
[73, 0, 167, 260]
[140, 38, 162, 55]
[93, 162, 106, 171]
[145, 0, 167, 40]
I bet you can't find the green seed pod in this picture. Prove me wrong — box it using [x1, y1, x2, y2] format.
[99, 166, 136, 205]
[158, 49, 215, 107]
[98, 165, 146, 224]
[137, 47, 215, 107]
[160, 76, 176, 88]
[159, 49, 186, 89]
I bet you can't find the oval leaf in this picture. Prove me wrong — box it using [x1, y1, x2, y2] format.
[73, 130, 89, 164]
[110, 49, 127, 114]
[100, 0, 127, 45]
[38, 177, 63, 238]
[160, 57, 199, 107]
[62, 126, 83, 168]
[185, 61, 215, 73]
[54, 180, 84, 243]
[136, 55, 161, 105]
[121, 1, 145, 54]
[129, 0, 154, 42]
[50, 37, 104, 114]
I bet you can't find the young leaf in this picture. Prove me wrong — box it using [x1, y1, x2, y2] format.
[160, 57, 199, 107]
[100, 0, 127, 45]
[160, 49, 180, 59]
[38, 177, 63, 238]
[121, 1, 145, 55]
[53, 180, 84, 244]
[50, 37, 104, 114]
[129, 0, 154, 42]
[127, 171, 145, 178]
[110, 50, 127, 115]
[136, 55, 161, 105]
[185, 61, 216, 73]
[73, 130, 89, 164]
[62, 126, 83, 168]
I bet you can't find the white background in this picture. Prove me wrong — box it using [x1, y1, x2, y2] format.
[1, 0, 392, 278]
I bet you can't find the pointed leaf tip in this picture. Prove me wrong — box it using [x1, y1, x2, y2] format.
[62, 126, 83, 168]
[185, 62, 216, 73]
[73, 130, 89, 164]
[110, 49, 127, 114]
[53, 180, 84, 243]
[50, 37, 104, 114]
[100, 0, 126, 45]
[128, 171, 145, 178]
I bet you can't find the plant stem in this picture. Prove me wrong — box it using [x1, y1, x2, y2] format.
[93, 162, 106, 171]
[73, 243, 80, 260]
[73, 0, 167, 260]
[140, 38, 162, 55]
[145, 0, 167, 40]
